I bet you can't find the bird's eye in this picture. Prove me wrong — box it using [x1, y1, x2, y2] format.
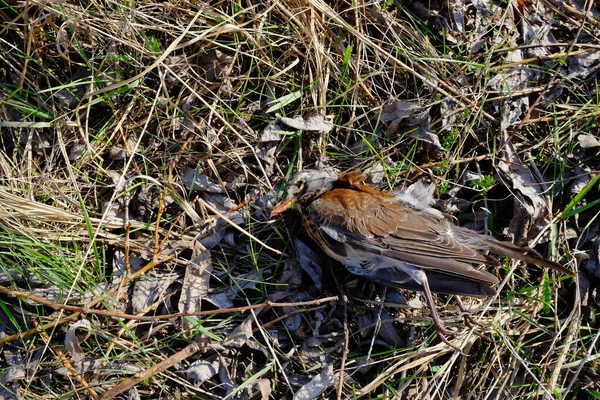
[295, 180, 305, 190]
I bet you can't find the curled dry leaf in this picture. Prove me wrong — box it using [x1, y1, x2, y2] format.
[164, 55, 192, 87]
[568, 166, 592, 195]
[260, 114, 333, 177]
[439, 99, 460, 134]
[257, 144, 277, 177]
[382, 100, 442, 151]
[581, 239, 600, 307]
[226, 267, 274, 299]
[198, 215, 245, 250]
[182, 167, 245, 248]
[205, 292, 234, 309]
[312, 307, 343, 340]
[127, 387, 141, 400]
[382, 100, 421, 125]
[106, 138, 137, 161]
[64, 319, 92, 374]
[279, 259, 304, 286]
[358, 314, 375, 338]
[106, 170, 127, 193]
[68, 143, 86, 161]
[218, 359, 235, 396]
[258, 120, 289, 176]
[583, 237, 600, 280]
[260, 120, 287, 142]
[498, 138, 550, 242]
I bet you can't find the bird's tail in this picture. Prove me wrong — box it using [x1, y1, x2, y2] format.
[454, 227, 574, 276]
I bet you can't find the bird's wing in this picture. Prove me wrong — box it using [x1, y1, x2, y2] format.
[307, 187, 499, 285]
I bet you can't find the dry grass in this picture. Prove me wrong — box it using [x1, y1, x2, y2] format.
[1, 0, 599, 398]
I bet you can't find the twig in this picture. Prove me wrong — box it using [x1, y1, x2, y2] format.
[336, 295, 349, 400]
[99, 341, 202, 399]
[0, 285, 338, 325]
[197, 197, 287, 256]
[543, 0, 600, 30]
[37, 324, 99, 398]
[259, 305, 329, 330]
[0, 256, 172, 345]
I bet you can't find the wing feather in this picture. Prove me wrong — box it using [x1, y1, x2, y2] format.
[308, 188, 499, 284]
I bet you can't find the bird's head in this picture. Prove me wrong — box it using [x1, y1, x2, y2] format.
[270, 170, 337, 217]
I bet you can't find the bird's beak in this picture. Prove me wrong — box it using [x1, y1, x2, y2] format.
[270, 198, 294, 217]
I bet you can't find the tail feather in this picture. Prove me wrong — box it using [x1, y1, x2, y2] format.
[485, 239, 573, 276]
[453, 227, 574, 276]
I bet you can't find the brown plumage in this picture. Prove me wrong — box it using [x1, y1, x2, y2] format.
[271, 169, 573, 345]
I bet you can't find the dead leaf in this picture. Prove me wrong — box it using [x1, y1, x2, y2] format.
[260, 120, 288, 142]
[1, 347, 26, 385]
[382, 100, 420, 123]
[187, 359, 220, 386]
[583, 237, 600, 280]
[206, 292, 234, 309]
[294, 238, 323, 290]
[568, 166, 592, 195]
[64, 319, 92, 374]
[198, 214, 244, 250]
[276, 114, 333, 132]
[218, 359, 235, 396]
[257, 144, 277, 177]
[293, 363, 334, 400]
[224, 313, 256, 348]
[196, 50, 232, 82]
[280, 292, 312, 332]
[54, 68, 91, 109]
[278, 259, 304, 286]
[358, 314, 374, 338]
[68, 143, 86, 161]
[579, 133, 600, 149]
[181, 168, 223, 193]
[130, 275, 175, 315]
[106, 170, 127, 193]
[106, 138, 136, 161]
[568, 51, 600, 79]
[498, 139, 550, 242]
[253, 379, 271, 400]
[179, 240, 213, 330]
[382, 100, 442, 151]
[227, 268, 273, 298]
[127, 387, 141, 400]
